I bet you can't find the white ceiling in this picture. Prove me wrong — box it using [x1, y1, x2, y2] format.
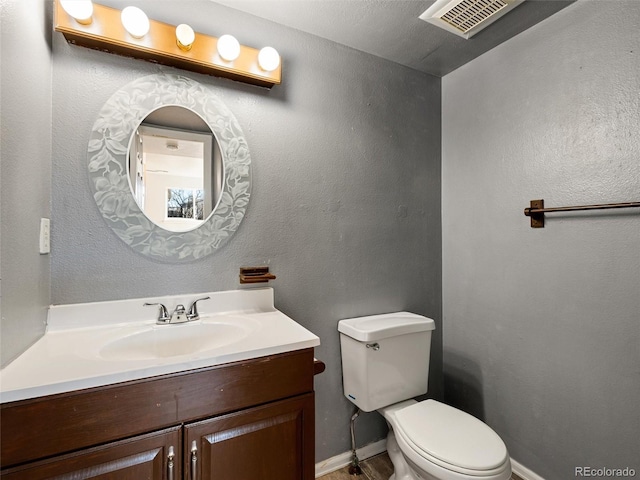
[213, 0, 574, 77]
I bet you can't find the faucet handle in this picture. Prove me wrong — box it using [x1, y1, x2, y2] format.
[144, 302, 171, 323]
[187, 296, 211, 321]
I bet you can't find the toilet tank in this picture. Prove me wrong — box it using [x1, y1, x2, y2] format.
[338, 312, 435, 412]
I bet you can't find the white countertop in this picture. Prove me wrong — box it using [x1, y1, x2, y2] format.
[0, 288, 320, 403]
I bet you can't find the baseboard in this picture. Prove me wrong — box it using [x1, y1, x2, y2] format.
[315, 439, 387, 478]
[316, 447, 544, 480]
[511, 458, 546, 480]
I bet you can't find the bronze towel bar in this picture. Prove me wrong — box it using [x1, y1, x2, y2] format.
[524, 199, 640, 228]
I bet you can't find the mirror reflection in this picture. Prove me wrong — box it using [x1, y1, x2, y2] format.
[127, 106, 223, 232]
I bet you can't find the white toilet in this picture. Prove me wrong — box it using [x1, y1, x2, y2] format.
[338, 312, 511, 480]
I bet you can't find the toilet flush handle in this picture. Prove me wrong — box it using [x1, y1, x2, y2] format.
[366, 343, 380, 351]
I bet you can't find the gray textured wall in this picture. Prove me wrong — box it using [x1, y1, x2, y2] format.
[0, 0, 52, 367]
[50, 1, 442, 461]
[442, 2, 640, 478]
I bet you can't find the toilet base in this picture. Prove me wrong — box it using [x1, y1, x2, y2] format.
[387, 430, 427, 480]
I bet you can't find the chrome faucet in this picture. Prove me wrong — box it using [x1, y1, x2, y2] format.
[144, 296, 211, 324]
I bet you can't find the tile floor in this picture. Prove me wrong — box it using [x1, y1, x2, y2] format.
[317, 452, 524, 480]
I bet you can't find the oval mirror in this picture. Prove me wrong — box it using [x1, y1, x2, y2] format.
[88, 73, 251, 262]
[127, 106, 224, 232]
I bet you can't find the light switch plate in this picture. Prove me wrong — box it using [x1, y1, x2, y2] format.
[39, 218, 50, 254]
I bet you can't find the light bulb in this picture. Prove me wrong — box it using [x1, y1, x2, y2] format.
[217, 34, 240, 62]
[60, 0, 94, 25]
[258, 46, 280, 72]
[121, 6, 150, 39]
[176, 24, 195, 51]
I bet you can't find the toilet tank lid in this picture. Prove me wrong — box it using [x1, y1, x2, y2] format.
[338, 312, 435, 342]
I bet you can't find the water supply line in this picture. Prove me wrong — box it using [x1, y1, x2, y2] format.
[349, 407, 363, 475]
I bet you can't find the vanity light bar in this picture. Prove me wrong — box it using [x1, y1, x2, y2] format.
[54, 1, 281, 88]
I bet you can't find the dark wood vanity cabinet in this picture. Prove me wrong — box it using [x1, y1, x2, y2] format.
[1, 349, 317, 480]
[186, 394, 314, 480]
[0, 427, 181, 480]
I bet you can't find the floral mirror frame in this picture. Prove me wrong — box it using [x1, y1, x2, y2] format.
[88, 73, 251, 262]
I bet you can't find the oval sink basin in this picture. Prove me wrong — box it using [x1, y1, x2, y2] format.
[100, 321, 250, 360]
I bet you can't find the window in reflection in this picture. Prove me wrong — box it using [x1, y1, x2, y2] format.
[167, 188, 204, 220]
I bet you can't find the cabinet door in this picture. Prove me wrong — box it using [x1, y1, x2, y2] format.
[185, 393, 314, 480]
[1, 426, 181, 480]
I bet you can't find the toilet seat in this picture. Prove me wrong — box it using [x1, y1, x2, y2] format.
[392, 400, 510, 477]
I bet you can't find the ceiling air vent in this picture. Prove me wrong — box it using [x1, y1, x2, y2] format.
[419, 0, 525, 39]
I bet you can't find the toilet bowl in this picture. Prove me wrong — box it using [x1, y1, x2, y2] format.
[338, 312, 512, 480]
[381, 400, 511, 480]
